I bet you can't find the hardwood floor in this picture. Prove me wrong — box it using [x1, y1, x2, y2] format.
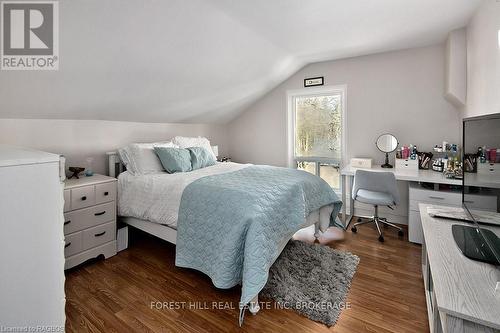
[65, 221, 429, 333]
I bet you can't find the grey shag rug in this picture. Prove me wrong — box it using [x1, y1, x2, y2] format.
[261, 240, 359, 326]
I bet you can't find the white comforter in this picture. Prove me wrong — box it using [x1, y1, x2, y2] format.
[117, 162, 333, 231]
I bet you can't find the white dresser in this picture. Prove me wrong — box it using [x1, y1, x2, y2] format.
[64, 174, 117, 269]
[0, 145, 65, 330]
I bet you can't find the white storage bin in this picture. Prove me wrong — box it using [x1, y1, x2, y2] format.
[396, 158, 418, 172]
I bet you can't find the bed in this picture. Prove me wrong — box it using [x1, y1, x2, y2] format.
[107, 149, 343, 323]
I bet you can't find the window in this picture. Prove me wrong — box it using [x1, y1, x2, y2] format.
[287, 86, 345, 190]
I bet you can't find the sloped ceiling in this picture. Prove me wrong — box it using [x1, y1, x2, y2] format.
[0, 0, 481, 123]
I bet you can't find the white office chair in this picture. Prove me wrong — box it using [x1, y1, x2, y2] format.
[350, 169, 404, 242]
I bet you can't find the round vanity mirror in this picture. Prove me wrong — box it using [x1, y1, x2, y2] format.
[376, 133, 398, 168]
[376, 134, 398, 153]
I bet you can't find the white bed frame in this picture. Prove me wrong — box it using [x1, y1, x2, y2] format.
[106, 151, 262, 315]
[122, 216, 178, 243]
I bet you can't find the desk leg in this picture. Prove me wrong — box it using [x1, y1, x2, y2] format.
[341, 174, 355, 229]
[348, 175, 354, 228]
[342, 175, 347, 226]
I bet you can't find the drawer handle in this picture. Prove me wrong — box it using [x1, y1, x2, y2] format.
[94, 211, 106, 216]
[95, 231, 106, 237]
[65, 242, 71, 248]
[428, 196, 444, 200]
[490, 169, 494, 172]
[81, 196, 87, 201]
[64, 220, 71, 225]
[464, 200, 474, 204]
[104, 191, 109, 196]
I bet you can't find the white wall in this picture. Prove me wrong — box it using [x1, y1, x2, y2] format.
[0, 119, 228, 175]
[228, 44, 461, 167]
[464, 0, 500, 118]
[444, 28, 467, 107]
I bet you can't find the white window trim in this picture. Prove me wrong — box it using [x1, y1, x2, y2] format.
[286, 84, 347, 169]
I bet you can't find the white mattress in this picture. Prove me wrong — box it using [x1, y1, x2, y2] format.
[118, 162, 333, 232]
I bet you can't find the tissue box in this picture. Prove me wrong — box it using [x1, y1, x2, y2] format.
[351, 158, 373, 168]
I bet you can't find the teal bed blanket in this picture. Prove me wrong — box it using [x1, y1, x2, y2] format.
[175, 165, 342, 323]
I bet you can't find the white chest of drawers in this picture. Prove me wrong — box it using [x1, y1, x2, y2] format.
[395, 158, 419, 172]
[63, 174, 117, 269]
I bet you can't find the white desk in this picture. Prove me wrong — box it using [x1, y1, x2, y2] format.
[340, 165, 462, 227]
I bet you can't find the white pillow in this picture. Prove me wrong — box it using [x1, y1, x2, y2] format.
[172, 136, 216, 160]
[120, 141, 178, 175]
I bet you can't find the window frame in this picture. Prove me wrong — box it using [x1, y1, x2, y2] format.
[286, 85, 347, 189]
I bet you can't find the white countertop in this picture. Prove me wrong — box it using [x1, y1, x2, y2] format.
[0, 145, 60, 167]
[64, 174, 116, 189]
[419, 203, 500, 329]
[340, 164, 462, 185]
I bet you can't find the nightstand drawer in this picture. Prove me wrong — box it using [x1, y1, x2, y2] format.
[95, 182, 116, 204]
[64, 202, 115, 234]
[83, 221, 115, 250]
[70, 185, 96, 210]
[64, 232, 83, 257]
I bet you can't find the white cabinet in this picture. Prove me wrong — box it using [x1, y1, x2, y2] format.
[409, 183, 462, 244]
[409, 212, 425, 245]
[409, 183, 498, 244]
[0, 145, 65, 329]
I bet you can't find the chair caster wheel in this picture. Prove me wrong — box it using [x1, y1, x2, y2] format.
[398, 230, 404, 237]
[357, 218, 362, 222]
[378, 235, 384, 242]
[351, 226, 357, 233]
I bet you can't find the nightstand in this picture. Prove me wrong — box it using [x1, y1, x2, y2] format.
[63, 174, 117, 269]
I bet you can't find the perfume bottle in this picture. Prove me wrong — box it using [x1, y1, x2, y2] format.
[84, 157, 94, 176]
